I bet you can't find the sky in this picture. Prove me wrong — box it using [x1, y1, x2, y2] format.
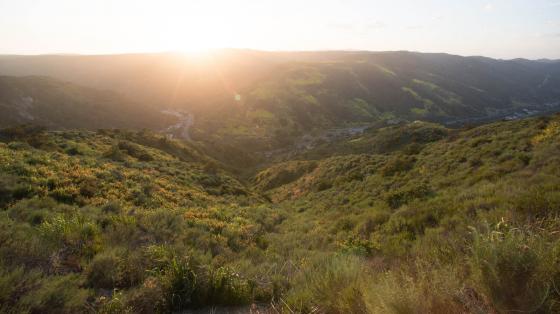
[0, 0, 559, 59]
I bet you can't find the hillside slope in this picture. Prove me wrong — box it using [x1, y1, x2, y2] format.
[253, 114, 560, 312]
[2, 51, 560, 151]
[0, 75, 176, 130]
[1, 113, 560, 312]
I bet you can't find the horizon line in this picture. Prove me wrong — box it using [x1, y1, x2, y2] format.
[0, 49, 558, 62]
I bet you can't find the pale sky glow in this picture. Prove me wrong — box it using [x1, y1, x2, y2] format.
[0, 0, 559, 59]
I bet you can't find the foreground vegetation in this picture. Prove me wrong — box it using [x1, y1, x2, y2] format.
[1, 113, 560, 313]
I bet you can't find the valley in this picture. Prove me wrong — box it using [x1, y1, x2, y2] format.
[0, 51, 560, 313]
[162, 110, 195, 141]
[3, 0, 560, 310]
[444, 100, 560, 126]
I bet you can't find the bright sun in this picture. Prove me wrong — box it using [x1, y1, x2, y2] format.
[175, 37, 218, 54]
[153, 3, 240, 54]
[110, 1, 268, 55]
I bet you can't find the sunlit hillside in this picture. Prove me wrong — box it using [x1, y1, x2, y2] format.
[1, 112, 560, 312]
[2, 51, 560, 158]
[1, 0, 560, 312]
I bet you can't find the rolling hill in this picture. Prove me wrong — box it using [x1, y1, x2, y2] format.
[1, 51, 560, 313]
[1, 112, 560, 312]
[2, 50, 559, 152]
[0, 75, 176, 130]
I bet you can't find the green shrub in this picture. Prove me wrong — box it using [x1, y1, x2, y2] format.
[103, 144, 127, 162]
[468, 222, 560, 313]
[102, 201, 122, 214]
[79, 178, 98, 198]
[513, 183, 560, 219]
[0, 175, 16, 208]
[124, 277, 166, 313]
[118, 141, 154, 161]
[0, 266, 43, 312]
[254, 161, 317, 191]
[385, 183, 433, 209]
[0, 212, 53, 269]
[339, 236, 377, 256]
[49, 186, 80, 204]
[356, 211, 391, 237]
[98, 290, 134, 314]
[65, 144, 89, 156]
[86, 251, 121, 289]
[0, 125, 46, 142]
[363, 265, 467, 314]
[116, 250, 147, 288]
[315, 179, 333, 191]
[104, 214, 139, 246]
[17, 274, 90, 314]
[380, 155, 416, 176]
[0, 176, 35, 209]
[162, 257, 197, 310]
[39, 213, 102, 259]
[284, 255, 367, 313]
[382, 206, 439, 237]
[195, 266, 251, 306]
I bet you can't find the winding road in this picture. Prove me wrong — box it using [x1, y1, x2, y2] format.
[161, 110, 194, 141]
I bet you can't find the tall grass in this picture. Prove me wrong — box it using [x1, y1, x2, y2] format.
[284, 255, 367, 313]
[468, 221, 560, 313]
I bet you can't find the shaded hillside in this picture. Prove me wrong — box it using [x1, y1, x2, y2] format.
[295, 121, 450, 160]
[0, 51, 281, 110]
[0, 76, 176, 130]
[2, 51, 559, 120]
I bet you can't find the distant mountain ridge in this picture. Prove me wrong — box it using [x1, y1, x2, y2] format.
[1, 50, 559, 151]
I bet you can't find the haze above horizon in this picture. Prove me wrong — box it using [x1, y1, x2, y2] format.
[0, 0, 559, 59]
